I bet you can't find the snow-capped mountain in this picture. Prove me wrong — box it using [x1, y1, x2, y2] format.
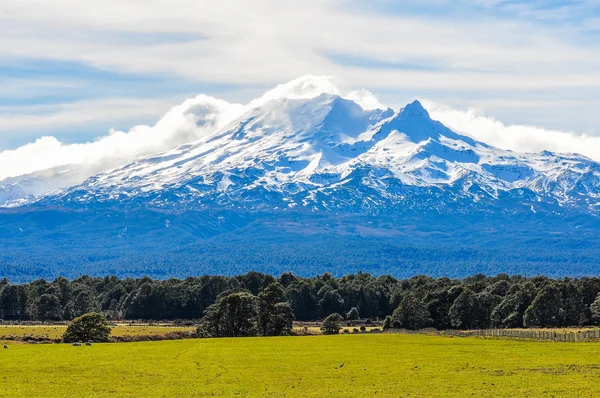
[0, 163, 113, 208]
[33, 94, 600, 217]
[3, 77, 600, 281]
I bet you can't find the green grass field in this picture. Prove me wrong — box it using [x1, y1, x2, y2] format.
[0, 324, 194, 340]
[2, 334, 600, 397]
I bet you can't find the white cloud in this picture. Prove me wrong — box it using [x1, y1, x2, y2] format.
[3, 75, 600, 197]
[2, 0, 600, 89]
[1, 0, 600, 140]
[423, 100, 600, 161]
[0, 95, 242, 181]
[251, 75, 386, 110]
[0, 97, 179, 134]
[2, 1, 600, 204]
[0, 76, 383, 183]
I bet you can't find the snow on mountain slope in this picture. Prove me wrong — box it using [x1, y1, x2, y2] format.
[33, 91, 600, 216]
[0, 76, 390, 207]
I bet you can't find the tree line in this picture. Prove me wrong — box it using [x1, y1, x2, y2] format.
[2, 272, 600, 330]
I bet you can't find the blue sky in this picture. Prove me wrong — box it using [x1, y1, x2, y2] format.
[0, 57, 256, 147]
[0, 0, 599, 151]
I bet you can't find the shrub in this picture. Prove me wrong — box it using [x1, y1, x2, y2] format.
[383, 315, 392, 330]
[346, 307, 360, 320]
[321, 313, 343, 335]
[360, 325, 366, 332]
[63, 312, 111, 343]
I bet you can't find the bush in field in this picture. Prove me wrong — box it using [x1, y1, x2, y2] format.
[63, 312, 111, 343]
[383, 315, 392, 329]
[321, 313, 343, 335]
[346, 307, 359, 320]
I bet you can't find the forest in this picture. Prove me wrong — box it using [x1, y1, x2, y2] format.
[2, 271, 600, 330]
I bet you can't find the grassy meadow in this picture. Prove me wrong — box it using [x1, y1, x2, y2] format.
[2, 333, 600, 397]
[0, 324, 194, 340]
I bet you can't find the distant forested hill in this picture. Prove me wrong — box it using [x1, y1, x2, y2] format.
[1, 208, 599, 282]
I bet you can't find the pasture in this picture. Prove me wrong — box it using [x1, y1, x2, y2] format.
[0, 324, 194, 340]
[1, 333, 600, 397]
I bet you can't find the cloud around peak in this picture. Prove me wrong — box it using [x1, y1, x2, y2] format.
[249, 75, 386, 111]
[0, 76, 382, 183]
[2, 76, 600, 199]
[424, 100, 600, 160]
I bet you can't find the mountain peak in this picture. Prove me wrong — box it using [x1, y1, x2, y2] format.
[370, 99, 483, 147]
[4, 79, 599, 220]
[401, 100, 429, 118]
[369, 99, 443, 144]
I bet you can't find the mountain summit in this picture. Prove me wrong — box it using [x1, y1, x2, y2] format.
[2, 78, 600, 281]
[31, 92, 600, 216]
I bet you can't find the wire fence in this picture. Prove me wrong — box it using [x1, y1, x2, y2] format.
[444, 328, 600, 342]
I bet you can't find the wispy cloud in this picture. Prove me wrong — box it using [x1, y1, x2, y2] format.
[0, 0, 599, 158]
[0, 76, 378, 182]
[2, 76, 600, 189]
[0, 97, 179, 133]
[0, 94, 241, 181]
[424, 99, 600, 160]
[2, 1, 599, 88]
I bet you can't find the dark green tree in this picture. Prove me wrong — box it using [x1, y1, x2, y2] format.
[590, 293, 600, 326]
[0, 285, 27, 320]
[490, 282, 536, 328]
[321, 313, 343, 335]
[286, 281, 317, 321]
[523, 285, 562, 328]
[63, 312, 111, 343]
[558, 282, 585, 326]
[186, 276, 236, 319]
[475, 291, 502, 329]
[31, 294, 63, 321]
[122, 282, 159, 319]
[278, 272, 298, 288]
[201, 292, 259, 337]
[235, 271, 276, 295]
[269, 302, 295, 336]
[382, 315, 392, 329]
[449, 289, 477, 329]
[258, 283, 292, 336]
[69, 288, 99, 318]
[391, 295, 432, 330]
[346, 307, 360, 320]
[425, 284, 463, 330]
[317, 287, 344, 317]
